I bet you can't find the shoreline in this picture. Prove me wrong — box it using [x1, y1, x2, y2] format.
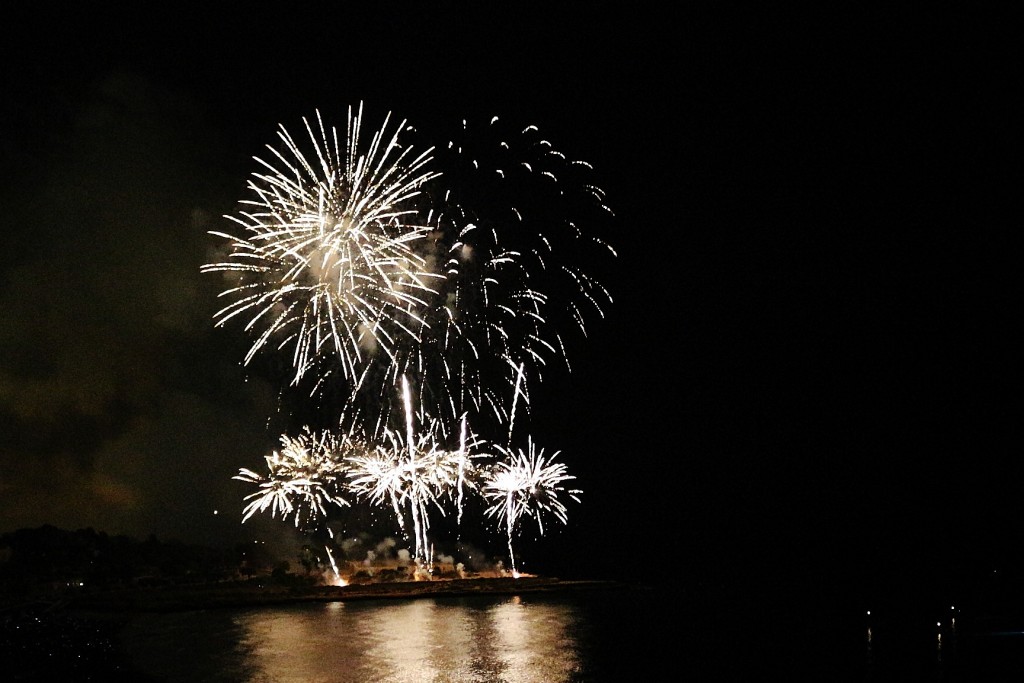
[64, 576, 636, 615]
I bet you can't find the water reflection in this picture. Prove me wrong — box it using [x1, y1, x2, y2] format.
[125, 595, 586, 683]
[240, 596, 581, 683]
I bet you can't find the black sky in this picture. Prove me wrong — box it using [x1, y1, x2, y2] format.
[0, 7, 1016, 589]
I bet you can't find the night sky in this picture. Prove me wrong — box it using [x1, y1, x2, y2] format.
[1, 7, 1015, 591]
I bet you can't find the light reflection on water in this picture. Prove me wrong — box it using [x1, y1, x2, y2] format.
[122, 594, 591, 683]
[118, 587, 1024, 680]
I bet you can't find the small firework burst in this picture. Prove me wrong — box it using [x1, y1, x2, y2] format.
[235, 427, 354, 528]
[482, 438, 582, 572]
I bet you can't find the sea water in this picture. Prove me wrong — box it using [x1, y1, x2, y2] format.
[116, 584, 1024, 681]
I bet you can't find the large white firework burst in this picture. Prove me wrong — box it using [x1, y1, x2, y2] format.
[202, 103, 442, 388]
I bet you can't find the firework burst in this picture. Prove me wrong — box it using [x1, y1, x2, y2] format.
[482, 439, 582, 573]
[345, 378, 486, 563]
[212, 105, 610, 574]
[205, 106, 615, 439]
[235, 427, 354, 529]
[390, 114, 618, 434]
[202, 103, 442, 391]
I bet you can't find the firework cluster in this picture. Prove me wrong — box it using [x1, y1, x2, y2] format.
[204, 103, 613, 573]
